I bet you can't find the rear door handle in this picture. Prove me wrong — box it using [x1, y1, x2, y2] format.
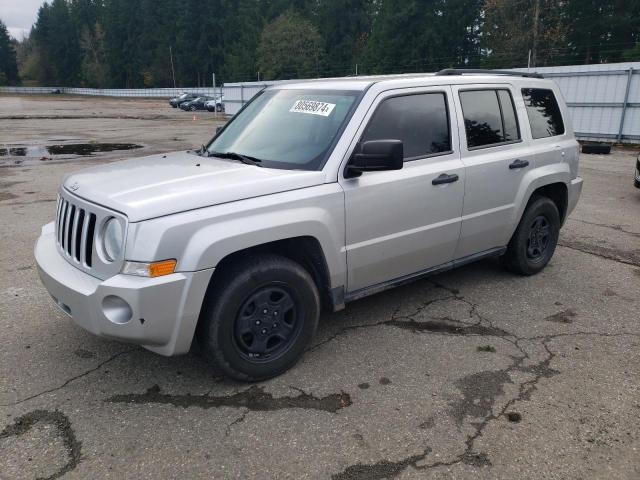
[509, 159, 530, 169]
[432, 173, 459, 185]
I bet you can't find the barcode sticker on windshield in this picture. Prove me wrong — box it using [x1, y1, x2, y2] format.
[290, 100, 336, 117]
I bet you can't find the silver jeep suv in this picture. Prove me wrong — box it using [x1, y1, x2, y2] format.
[36, 70, 583, 381]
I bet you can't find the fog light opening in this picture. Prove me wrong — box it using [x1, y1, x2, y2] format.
[102, 295, 133, 325]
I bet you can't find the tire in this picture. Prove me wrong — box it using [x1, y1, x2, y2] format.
[197, 254, 320, 381]
[502, 196, 560, 275]
[581, 143, 611, 155]
[207, 107, 214, 112]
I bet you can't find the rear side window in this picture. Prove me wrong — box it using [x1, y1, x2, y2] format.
[459, 89, 521, 149]
[361, 93, 451, 160]
[522, 88, 565, 139]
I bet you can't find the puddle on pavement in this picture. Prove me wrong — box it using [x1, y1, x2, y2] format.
[0, 143, 142, 157]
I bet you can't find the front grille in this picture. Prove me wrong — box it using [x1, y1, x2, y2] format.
[55, 196, 97, 267]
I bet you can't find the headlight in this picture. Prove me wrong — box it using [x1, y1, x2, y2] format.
[102, 218, 123, 262]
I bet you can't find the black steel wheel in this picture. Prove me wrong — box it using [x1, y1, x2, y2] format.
[526, 215, 551, 262]
[233, 284, 301, 362]
[503, 196, 560, 275]
[197, 254, 320, 381]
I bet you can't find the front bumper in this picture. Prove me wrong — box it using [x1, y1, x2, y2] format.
[567, 176, 584, 219]
[35, 223, 214, 356]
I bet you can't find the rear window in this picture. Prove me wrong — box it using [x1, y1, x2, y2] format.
[522, 88, 565, 139]
[361, 92, 451, 160]
[459, 89, 521, 149]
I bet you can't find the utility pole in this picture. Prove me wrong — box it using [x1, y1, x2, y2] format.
[531, 0, 540, 68]
[212, 73, 216, 88]
[169, 46, 176, 88]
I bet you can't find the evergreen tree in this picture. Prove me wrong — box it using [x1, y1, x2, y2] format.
[256, 9, 324, 79]
[563, 0, 640, 64]
[15, 0, 640, 86]
[482, 0, 567, 68]
[362, 0, 482, 74]
[0, 20, 20, 85]
[315, 0, 372, 76]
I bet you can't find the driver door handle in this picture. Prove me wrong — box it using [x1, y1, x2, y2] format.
[432, 173, 459, 185]
[509, 159, 530, 169]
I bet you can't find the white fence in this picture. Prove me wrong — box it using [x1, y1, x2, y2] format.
[2, 62, 639, 143]
[0, 86, 223, 97]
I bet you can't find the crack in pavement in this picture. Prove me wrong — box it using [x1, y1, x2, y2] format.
[567, 218, 640, 239]
[224, 409, 249, 437]
[0, 409, 82, 480]
[310, 283, 514, 355]
[106, 384, 352, 413]
[558, 240, 640, 267]
[330, 281, 640, 478]
[0, 348, 139, 407]
[332, 448, 432, 480]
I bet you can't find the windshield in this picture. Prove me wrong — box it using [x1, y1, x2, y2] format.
[207, 88, 360, 170]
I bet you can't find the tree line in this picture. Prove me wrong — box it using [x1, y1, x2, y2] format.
[1, 0, 639, 88]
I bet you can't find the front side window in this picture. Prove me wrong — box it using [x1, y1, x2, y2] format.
[207, 88, 360, 170]
[361, 93, 451, 160]
[460, 89, 521, 149]
[522, 88, 565, 139]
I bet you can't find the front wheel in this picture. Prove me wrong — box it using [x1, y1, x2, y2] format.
[502, 196, 560, 275]
[197, 255, 320, 381]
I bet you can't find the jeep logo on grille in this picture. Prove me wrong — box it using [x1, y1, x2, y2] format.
[69, 182, 80, 191]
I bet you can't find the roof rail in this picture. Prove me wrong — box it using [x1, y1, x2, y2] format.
[435, 68, 544, 79]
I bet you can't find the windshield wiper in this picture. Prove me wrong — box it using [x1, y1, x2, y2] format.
[208, 151, 263, 166]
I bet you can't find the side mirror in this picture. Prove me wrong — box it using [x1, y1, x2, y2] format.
[346, 140, 403, 177]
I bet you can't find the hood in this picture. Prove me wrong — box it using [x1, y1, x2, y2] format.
[63, 151, 325, 222]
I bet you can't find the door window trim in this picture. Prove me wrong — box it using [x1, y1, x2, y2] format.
[358, 90, 454, 163]
[458, 87, 523, 151]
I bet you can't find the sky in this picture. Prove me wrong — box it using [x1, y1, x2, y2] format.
[0, 0, 46, 40]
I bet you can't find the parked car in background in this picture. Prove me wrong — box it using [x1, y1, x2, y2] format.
[179, 96, 211, 111]
[206, 97, 225, 112]
[169, 92, 202, 108]
[634, 155, 640, 189]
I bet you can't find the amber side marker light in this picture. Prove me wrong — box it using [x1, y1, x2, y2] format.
[122, 259, 177, 277]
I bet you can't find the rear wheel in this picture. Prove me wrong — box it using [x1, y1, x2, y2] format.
[502, 196, 560, 275]
[197, 255, 320, 381]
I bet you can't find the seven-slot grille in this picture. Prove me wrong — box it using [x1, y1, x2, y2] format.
[55, 196, 97, 267]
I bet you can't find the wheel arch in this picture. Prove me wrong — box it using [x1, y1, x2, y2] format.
[203, 236, 337, 313]
[528, 182, 568, 224]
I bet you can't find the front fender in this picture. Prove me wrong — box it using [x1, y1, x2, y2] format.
[125, 184, 346, 288]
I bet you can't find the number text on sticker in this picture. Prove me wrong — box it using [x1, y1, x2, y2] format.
[290, 100, 336, 117]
